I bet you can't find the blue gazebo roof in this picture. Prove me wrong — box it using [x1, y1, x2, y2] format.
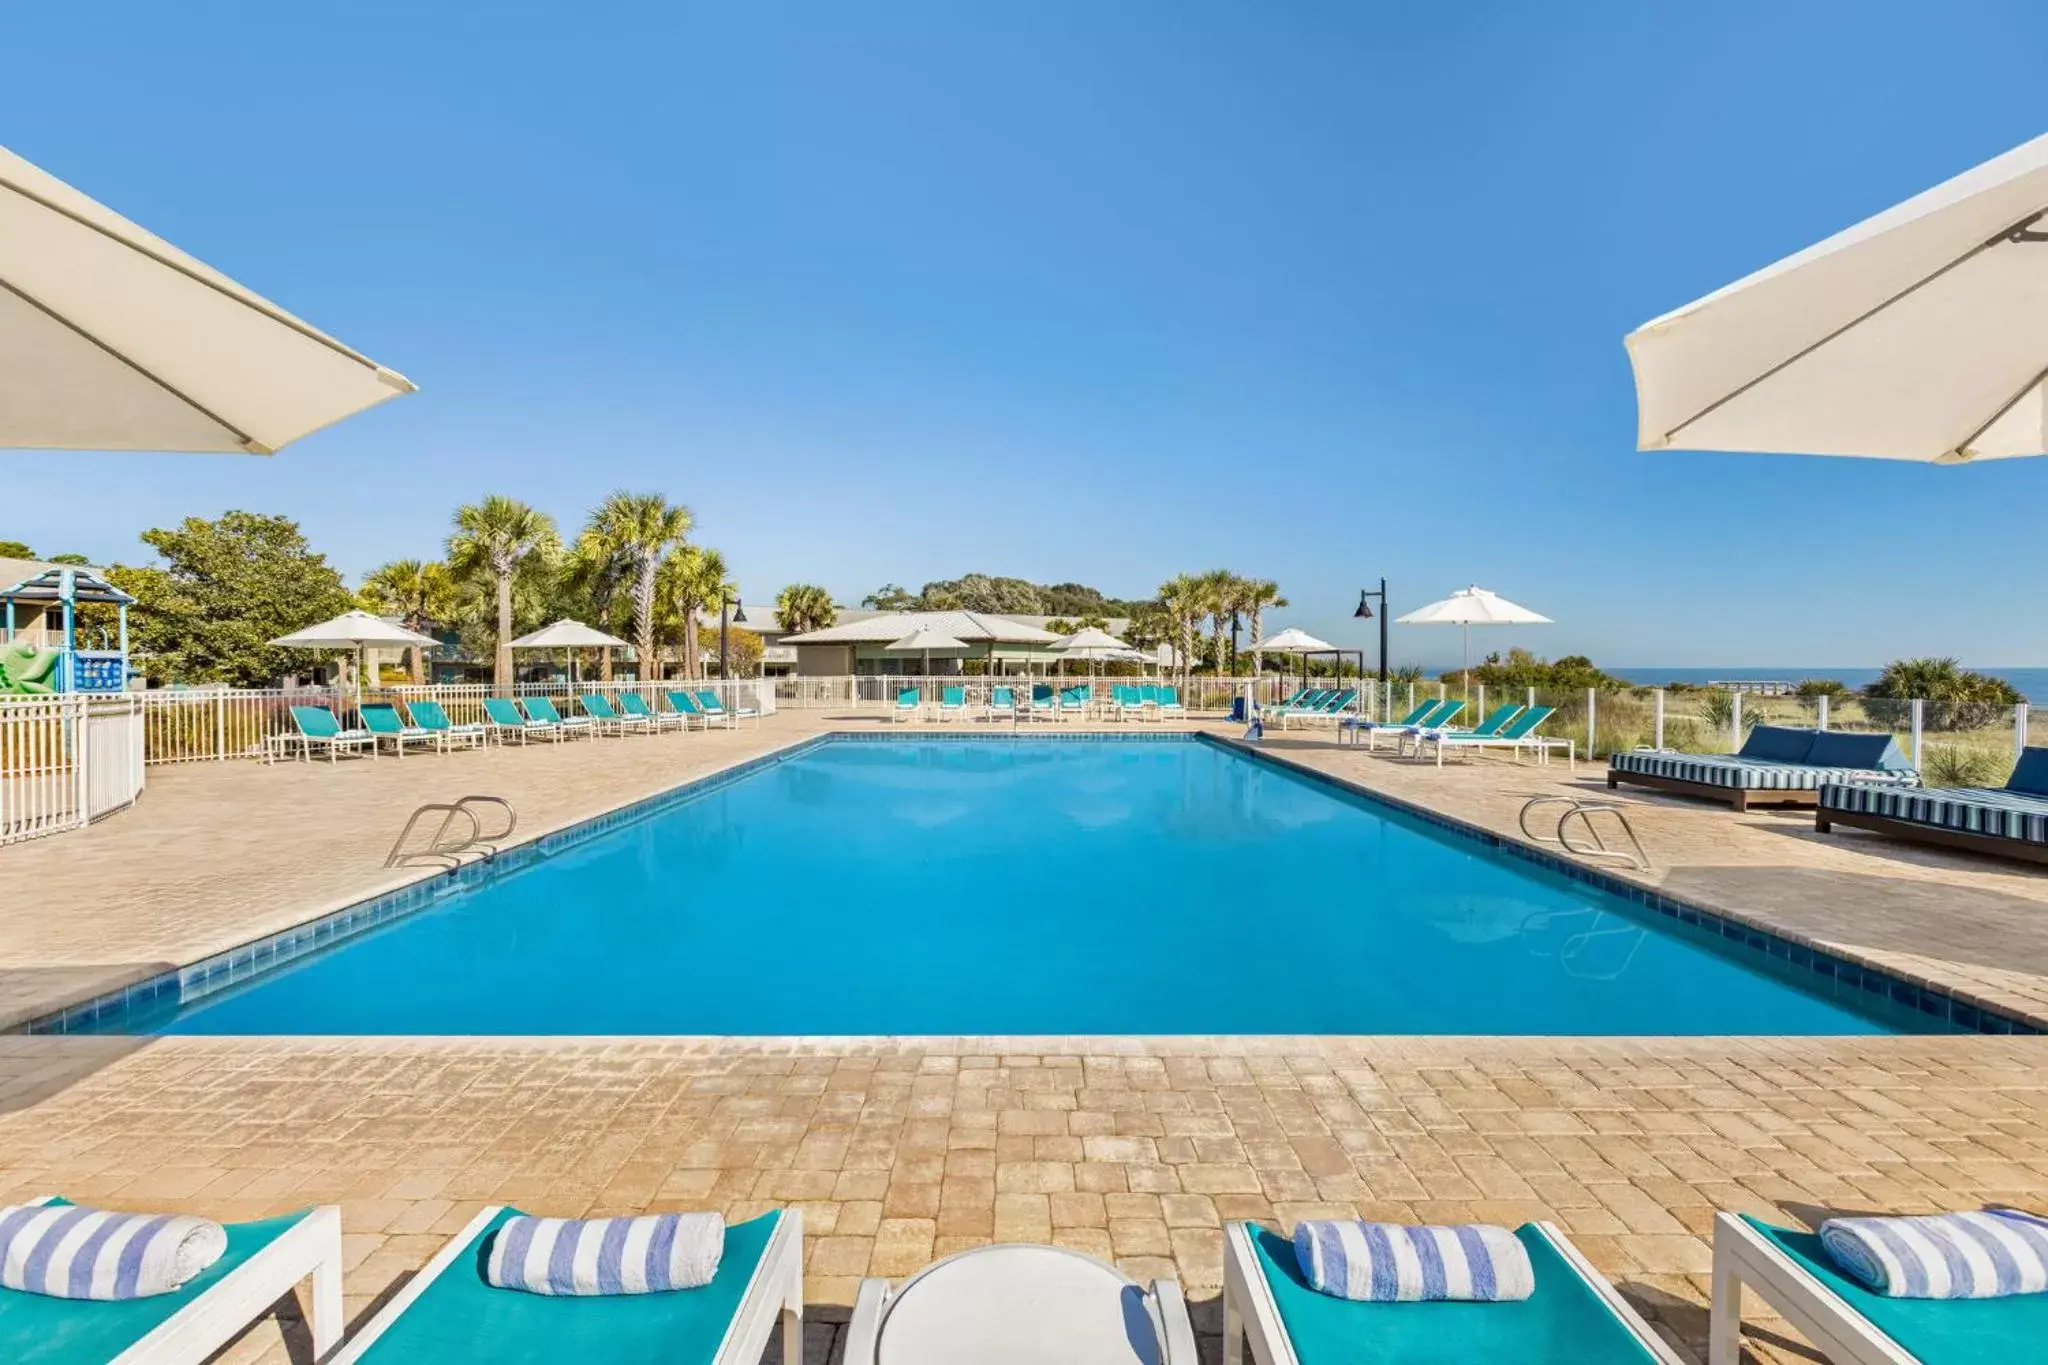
[0, 566, 136, 607]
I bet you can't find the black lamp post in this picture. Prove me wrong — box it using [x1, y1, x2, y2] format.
[1354, 580, 1389, 689]
[719, 593, 746, 679]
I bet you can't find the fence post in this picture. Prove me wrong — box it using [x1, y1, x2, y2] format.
[1653, 689, 1665, 749]
[1817, 694, 1829, 731]
[1526, 686, 1536, 711]
[1730, 692, 1742, 752]
[1910, 698, 1924, 770]
[72, 696, 90, 830]
[1476, 684, 1485, 724]
[214, 691, 226, 761]
[1586, 687, 1597, 757]
[2017, 703, 2030, 763]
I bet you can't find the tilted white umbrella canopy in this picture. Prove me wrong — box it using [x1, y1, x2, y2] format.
[1626, 131, 2048, 462]
[1251, 627, 1337, 692]
[1397, 587, 1550, 689]
[1050, 626, 1133, 681]
[510, 619, 629, 686]
[886, 625, 970, 678]
[0, 142, 415, 454]
[271, 610, 437, 698]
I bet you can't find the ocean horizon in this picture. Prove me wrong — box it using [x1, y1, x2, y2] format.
[1605, 666, 2047, 702]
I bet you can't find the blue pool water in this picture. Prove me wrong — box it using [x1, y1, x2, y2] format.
[143, 737, 1933, 1035]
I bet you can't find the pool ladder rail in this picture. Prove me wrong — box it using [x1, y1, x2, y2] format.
[385, 795, 517, 869]
[1518, 795, 1651, 872]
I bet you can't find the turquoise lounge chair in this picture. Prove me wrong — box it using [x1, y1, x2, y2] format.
[1342, 698, 1464, 751]
[404, 699, 488, 749]
[1417, 705, 1572, 768]
[1156, 686, 1186, 719]
[330, 1207, 803, 1365]
[1710, 1211, 2048, 1365]
[1276, 689, 1358, 730]
[938, 686, 966, 721]
[1275, 689, 1332, 717]
[668, 690, 731, 729]
[359, 702, 437, 758]
[1398, 702, 1524, 754]
[0, 1198, 343, 1365]
[284, 705, 374, 763]
[1057, 686, 1089, 719]
[579, 693, 650, 737]
[618, 691, 687, 733]
[695, 689, 758, 723]
[1337, 698, 1434, 742]
[1029, 685, 1056, 720]
[483, 696, 559, 744]
[892, 687, 920, 722]
[520, 695, 593, 738]
[1223, 1220, 1682, 1365]
[986, 685, 1018, 721]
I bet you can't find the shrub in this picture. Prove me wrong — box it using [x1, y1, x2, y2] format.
[1921, 744, 2013, 789]
[1863, 657, 2023, 731]
[1795, 678, 1850, 699]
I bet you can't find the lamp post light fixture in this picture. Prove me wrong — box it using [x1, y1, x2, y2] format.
[719, 593, 746, 679]
[1353, 579, 1389, 688]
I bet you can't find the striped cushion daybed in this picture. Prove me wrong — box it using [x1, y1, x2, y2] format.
[1816, 749, 2048, 864]
[1607, 726, 1918, 810]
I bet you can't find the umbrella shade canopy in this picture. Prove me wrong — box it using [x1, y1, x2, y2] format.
[269, 610, 437, 650]
[509, 619, 628, 649]
[1251, 627, 1337, 654]
[885, 626, 971, 654]
[1626, 131, 2048, 462]
[0, 143, 414, 455]
[1397, 586, 1551, 627]
[1049, 626, 1133, 658]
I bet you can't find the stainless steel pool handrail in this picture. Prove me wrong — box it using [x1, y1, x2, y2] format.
[1518, 795, 1651, 872]
[384, 795, 517, 868]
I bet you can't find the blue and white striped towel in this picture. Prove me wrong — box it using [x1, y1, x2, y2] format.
[486, 1213, 723, 1296]
[1292, 1222, 1534, 1302]
[0, 1204, 226, 1300]
[1820, 1210, 2048, 1299]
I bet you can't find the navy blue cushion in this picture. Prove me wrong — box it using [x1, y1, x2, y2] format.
[1738, 725, 1816, 763]
[1805, 730, 1912, 771]
[2009, 747, 2048, 797]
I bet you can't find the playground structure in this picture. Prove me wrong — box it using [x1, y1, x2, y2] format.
[0, 566, 134, 695]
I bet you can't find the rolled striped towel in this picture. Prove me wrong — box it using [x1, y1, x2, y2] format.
[486, 1212, 723, 1296]
[1292, 1221, 1534, 1302]
[0, 1204, 226, 1300]
[1820, 1209, 2048, 1298]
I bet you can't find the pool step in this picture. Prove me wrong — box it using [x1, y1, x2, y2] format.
[384, 795, 517, 869]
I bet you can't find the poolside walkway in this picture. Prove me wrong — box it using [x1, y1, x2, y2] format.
[4, 710, 2048, 1362]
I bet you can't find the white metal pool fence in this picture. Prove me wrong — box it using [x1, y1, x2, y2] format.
[5, 677, 2043, 846]
[0, 694, 145, 845]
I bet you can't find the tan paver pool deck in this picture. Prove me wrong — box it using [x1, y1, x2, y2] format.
[4, 710, 2047, 1362]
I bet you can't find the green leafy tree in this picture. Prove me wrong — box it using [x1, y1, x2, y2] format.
[861, 583, 918, 610]
[698, 623, 764, 677]
[559, 530, 633, 679]
[0, 540, 32, 559]
[111, 511, 353, 686]
[1468, 648, 1623, 691]
[446, 495, 561, 686]
[585, 491, 693, 683]
[655, 545, 734, 680]
[46, 553, 89, 566]
[357, 558, 458, 683]
[774, 583, 837, 636]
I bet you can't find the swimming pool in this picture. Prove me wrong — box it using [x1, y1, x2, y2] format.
[99, 736, 1950, 1035]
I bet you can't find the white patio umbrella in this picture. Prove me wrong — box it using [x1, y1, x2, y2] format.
[1626, 130, 2048, 462]
[1050, 626, 1132, 681]
[509, 619, 629, 686]
[1397, 587, 1551, 690]
[0, 142, 415, 454]
[886, 625, 970, 678]
[1251, 627, 1337, 692]
[271, 610, 437, 699]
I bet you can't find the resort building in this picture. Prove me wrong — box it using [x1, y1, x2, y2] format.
[780, 609, 1068, 675]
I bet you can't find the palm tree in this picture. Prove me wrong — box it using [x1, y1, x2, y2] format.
[1241, 578, 1286, 676]
[585, 492, 693, 683]
[656, 545, 734, 680]
[775, 583, 837, 637]
[1157, 574, 1204, 690]
[446, 496, 560, 686]
[560, 529, 633, 680]
[357, 558, 456, 683]
[1198, 569, 1239, 676]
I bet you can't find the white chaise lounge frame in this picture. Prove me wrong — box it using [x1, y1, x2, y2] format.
[330, 1205, 803, 1364]
[1709, 1212, 1918, 1365]
[1221, 1220, 1684, 1365]
[844, 1242, 1201, 1364]
[18, 1196, 342, 1365]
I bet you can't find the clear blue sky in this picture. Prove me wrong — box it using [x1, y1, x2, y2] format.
[2, 2, 2043, 669]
